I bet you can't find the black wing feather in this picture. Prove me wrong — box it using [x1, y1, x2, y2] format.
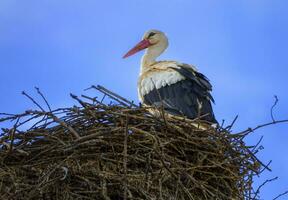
[143, 66, 217, 123]
[171, 66, 215, 103]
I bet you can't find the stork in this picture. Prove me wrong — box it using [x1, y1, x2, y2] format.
[123, 30, 217, 124]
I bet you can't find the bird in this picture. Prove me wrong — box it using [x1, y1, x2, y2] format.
[123, 29, 217, 124]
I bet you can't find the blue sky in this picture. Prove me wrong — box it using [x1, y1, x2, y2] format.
[0, 0, 288, 198]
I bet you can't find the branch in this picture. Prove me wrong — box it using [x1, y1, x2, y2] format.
[35, 87, 52, 112]
[236, 119, 288, 136]
[270, 95, 279, 122]
[273, 190, 288, 200]
[87, 85, 139, 108]
[253, 177, 278, 199]
[22, 91, 45, 112]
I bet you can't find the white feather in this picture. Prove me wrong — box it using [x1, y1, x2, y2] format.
[139, 70, 185, 96]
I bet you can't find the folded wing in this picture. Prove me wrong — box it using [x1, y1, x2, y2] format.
[139, 63, 217, 123]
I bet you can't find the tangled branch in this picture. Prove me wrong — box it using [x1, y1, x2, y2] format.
[0, 85, 287, 200]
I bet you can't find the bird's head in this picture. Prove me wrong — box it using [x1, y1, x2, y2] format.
[123, 29, 168, 58]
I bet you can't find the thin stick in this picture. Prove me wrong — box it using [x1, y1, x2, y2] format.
[236, 119, 288, 136]
[35, 87, 52, 112]
[272, 190, 288, 200]
[270, 95, 279, 122]
[225, 115, 238, 131]
[253, 177, 278, 199]
[123, 115, 128, 200]
[22, 91, 45, 112]
[93, 85, 138, 108]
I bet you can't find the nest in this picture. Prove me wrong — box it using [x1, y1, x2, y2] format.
[0, 86, 264, 200]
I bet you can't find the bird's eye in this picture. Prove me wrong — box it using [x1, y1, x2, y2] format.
[148, 32, 156, 38]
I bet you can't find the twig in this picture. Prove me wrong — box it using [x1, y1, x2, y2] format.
[225, 115, 238, 131]
[25, 110, 81, 139]
[91, 85, 138, 108]
[81, 95, 106, 106]
[35, 87, 52, 112]
[273, 190, 288, 200]
[251, 136, 264, 152]
[259, 160, 272, 173]
[123, 115, 128, 200]
[253, 177, 278, 199]
[236, 119, 288, 136]
[270, 95, 279, 122]
[8, 117, 19, 153]
[22, 91, 45, 112]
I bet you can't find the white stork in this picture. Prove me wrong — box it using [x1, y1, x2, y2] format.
[123, 29, 217, 124]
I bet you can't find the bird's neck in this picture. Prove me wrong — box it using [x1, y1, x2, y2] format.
[141, 52, 157, 71]
[140, 41, 168, 73]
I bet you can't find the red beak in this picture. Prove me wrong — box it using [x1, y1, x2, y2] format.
[123, 39, 152, 58]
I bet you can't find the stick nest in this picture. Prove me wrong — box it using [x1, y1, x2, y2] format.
[0, 86, 262, 200]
